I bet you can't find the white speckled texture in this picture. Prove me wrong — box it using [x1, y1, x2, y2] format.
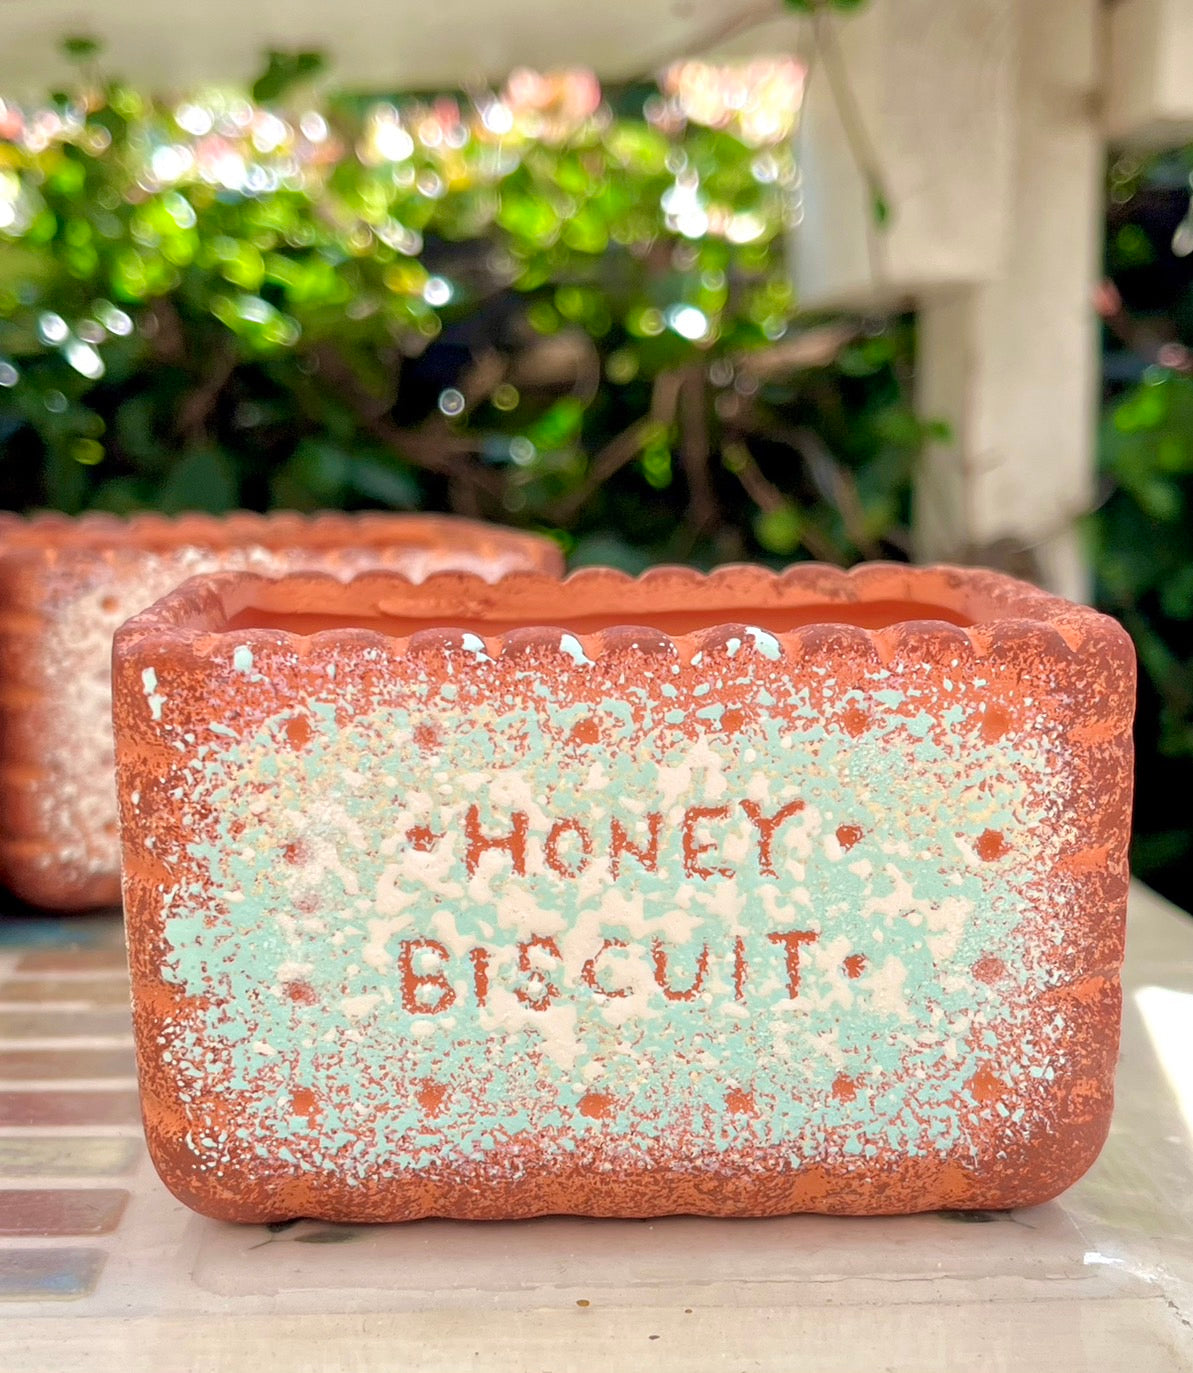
[0, 513, 561, 909]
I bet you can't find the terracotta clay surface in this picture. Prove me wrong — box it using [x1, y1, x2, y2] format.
[112, 563, 1135, 1222]
[0, 512, 561, 911]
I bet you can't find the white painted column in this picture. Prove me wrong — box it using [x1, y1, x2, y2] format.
[793, 0, 1016, 311]
[1105, 0, 1193, 149]
[912, 0, 1103, 601]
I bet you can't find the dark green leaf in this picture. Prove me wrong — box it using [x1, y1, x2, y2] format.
[158, 448, 239, 514]
[61, 35, 102, 61]
[252, 50, 326, 104]
[569, 534, 652, 574]
[346, 456, 419, 508]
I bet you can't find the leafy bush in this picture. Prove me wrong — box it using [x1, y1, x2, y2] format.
[1096, 150, 1193, 898]
[9, 46, 1193, 905]
[0, 56, 928, 570]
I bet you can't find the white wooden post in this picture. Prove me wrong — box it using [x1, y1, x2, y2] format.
[913, 0, 1102, 602]
[1105, 0, 1193, 149]
[793, 0, 1016, 311]
[793, 0, 1103, 603]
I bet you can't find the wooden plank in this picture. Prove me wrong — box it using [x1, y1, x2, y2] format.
[0, 0, 803, 95]
[1, 1297, 1188, 1372]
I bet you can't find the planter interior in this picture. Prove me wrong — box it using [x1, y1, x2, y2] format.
[168, 561, 1020, 640]
[221, 597, 974, 637]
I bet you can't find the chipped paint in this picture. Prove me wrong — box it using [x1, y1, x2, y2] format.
[140, 667, 165, 722]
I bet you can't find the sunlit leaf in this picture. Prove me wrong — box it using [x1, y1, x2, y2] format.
[754, 503, 803, 555]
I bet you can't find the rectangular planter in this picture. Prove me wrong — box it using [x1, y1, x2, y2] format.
[0, 512, 561, 911]
[112, 563, 1135, 1221]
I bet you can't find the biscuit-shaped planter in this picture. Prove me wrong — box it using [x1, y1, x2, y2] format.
[112, 563, 1135, 1222]
[0, 512, 560, 911]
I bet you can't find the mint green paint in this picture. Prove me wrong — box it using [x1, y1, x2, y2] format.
[147, 647, 1071, 1189]
[140, 666, 165, 721]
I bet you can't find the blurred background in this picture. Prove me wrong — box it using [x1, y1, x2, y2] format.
[1, 0, 1191, 906]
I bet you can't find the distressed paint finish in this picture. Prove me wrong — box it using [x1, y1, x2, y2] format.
[0, 512, 562, 911]
[112, 564, 1135, 1222]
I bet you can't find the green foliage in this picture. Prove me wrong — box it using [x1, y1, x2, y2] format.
[781, 1, 869, 11]
[60, 36, 102, 63]
[1095, 145, 1193, 901]
[252, 51, 326, 104]
[1096, 371, 1193, 752]
[0, 58, 926, 569]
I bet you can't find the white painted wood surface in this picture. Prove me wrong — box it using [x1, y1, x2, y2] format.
[0, 0, 802, 96]
[793, 0, 1102, 602]
[913, 0, 1102, 602]
[3, 881, 1193, 1371]
[1105, 0, 1193, 149]
[792, 0, 1016, 311]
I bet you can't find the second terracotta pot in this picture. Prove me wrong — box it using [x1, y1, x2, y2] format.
[0, 511, 561, 910]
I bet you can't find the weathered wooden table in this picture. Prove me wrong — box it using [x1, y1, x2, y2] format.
[1, 882, 1191, 1371]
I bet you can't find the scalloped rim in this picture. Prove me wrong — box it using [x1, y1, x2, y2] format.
[0, 508, 562, 561]
[112, 561, 1133, 667]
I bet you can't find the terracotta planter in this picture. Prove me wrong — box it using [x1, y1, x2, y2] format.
[0, 512, 561, 911]
[112, 563, 1134, 1222]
